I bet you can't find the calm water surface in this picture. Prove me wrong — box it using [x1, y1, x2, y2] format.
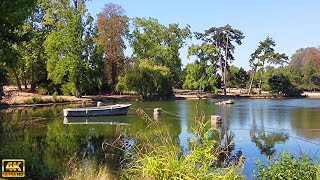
[1, 99, 320, 179]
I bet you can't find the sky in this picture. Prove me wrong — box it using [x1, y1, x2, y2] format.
[86, 0, 320, 70]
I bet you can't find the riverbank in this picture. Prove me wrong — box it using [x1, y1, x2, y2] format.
[1, 86, 319, 107]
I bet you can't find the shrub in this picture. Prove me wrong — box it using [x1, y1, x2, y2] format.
[254, 150, 319, 179]
[23, 96, 44, 104]
[36, 87, 49, 95]
[23, 96, 68, 104]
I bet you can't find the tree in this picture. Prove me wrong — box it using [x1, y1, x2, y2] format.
[183, 43, 221, 92]
[0, 66, 7, 100]
[226, 65, 249, 91]
[289, 47, 320, 91]
[44, 0, 97, 97]
[15, 1, 50, 92]
[195, 25, 244, 96]
[129, 17, 191, 87]
[268, 73, 302, 97]
[117, 60, 173, 100]
[0, 0, 37, 94]
[248, 37, 288, 95]
[97, 3, 128, 92]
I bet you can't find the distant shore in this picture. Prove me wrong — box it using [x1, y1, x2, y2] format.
[1, 86, 319, 107]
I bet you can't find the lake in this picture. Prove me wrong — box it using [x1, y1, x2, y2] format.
[1, 99, 320, 179]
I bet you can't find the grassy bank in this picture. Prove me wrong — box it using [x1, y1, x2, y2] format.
[22, 95, 70, 104]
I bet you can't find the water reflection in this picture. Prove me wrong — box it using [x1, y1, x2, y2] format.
[63, 116, 130, 125]
[290, 108, 320, 139]
[0, 99, 320, 178]
[250, 130, 289, 156]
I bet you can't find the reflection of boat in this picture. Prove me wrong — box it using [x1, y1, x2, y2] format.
[63, 116, 130, 125]
[63, 104, 131, 117]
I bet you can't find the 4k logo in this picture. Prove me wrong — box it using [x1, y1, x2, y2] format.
[2, 159, 25, 177]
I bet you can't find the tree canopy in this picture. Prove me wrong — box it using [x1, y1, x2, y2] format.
[129, 17, 191, 87]
[97, 3, 128, 92]
[195, 25, 245, 95]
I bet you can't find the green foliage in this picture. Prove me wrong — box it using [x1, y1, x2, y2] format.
[183, 42, 221, 92]
[14, 1, 49, 92]
[0, 65, 7, 100]
[183, 61, 221, 92]
[129, 17, 191, 87]
[0, 140, 54, 179]
[0, 0, 37, 95]
[248, 37, 288, 94]
[44, 0, 103, 97]
[121, 113, 243, 179]
[268, 73, 302, 97]
[117, 60, 173, 100]
[61, 82, 76, 96]
[301, 60, 320, 91]
[254, 150, 319, 179]
[227, 65, 249, 89]
[195, 25, 245, 94]
[0, 0, 37, 67]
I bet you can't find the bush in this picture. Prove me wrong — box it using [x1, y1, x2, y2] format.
[23, 96, 68, 104]
[23, 96, 44, 104]
[254, 150, 319, 179]
[36, 87, 49, 95]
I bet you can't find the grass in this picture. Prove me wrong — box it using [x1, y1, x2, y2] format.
[119, 108, 244, 179]
[23, 95, 70, 104]
[62, 158, 117, 180]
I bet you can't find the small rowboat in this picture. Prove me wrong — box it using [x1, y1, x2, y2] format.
[63, 104, 131, 117]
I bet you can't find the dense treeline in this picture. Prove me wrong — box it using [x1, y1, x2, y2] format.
[1, 1, 320, 100]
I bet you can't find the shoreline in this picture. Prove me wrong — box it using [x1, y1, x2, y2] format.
[1, 86, 319, 108]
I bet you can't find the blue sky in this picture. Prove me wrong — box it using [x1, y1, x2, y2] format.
[86, 0, 320, 70]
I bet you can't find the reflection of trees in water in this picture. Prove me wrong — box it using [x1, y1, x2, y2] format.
[45, 119, 124, 174]
[290, 108, 320, 140]
[250, 130, 288, 156]
[210, 125, 243, 168]
[249, 104, 289, 157]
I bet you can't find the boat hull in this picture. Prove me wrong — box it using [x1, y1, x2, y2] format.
[63, 104, 131, 117]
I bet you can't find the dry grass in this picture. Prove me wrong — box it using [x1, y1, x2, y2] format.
[62, 158, 118, 180]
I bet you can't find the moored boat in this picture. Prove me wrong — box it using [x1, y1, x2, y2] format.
[63, 104, 131, 117]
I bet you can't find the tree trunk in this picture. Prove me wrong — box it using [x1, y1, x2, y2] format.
[75, 84, 81, 98]
[111, 61, 117, 93]
[0, 86, 3, 101]
[248, 70, 255, 95]
[24, 78, 27, 90]
[258, 63, 265, 95]
[12, 69, 22, 91]
[30, 68, 36, 92]
[223, 36, 228, 96]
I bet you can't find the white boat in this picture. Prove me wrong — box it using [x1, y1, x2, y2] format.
[63, 104, 131, 117]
